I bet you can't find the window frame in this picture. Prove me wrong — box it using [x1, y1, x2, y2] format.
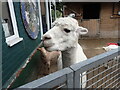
[3, 0, 23, 47]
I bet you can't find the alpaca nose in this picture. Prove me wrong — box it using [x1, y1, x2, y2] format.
[42, 34, 52, 41]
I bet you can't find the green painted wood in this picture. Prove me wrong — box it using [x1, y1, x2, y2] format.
[2, 2, 42, 88]
[0, 16, 2, 90]
[10, 51, 41, 89]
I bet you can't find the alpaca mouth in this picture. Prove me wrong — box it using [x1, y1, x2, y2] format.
[44, 45, 54, 52]
[44, 45, 52, 49]
[44, 44, 53, 48]
[43, 42, 54, 49]
[43, 43, 57, 52]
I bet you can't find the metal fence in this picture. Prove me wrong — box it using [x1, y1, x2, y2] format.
[70, 49, 120, 88]
[15, 68, 73, 89]
[16, 48, 120, 89]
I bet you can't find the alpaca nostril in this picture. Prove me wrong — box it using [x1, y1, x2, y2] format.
[45, 37, 51, 40]
[43, 35, 52, 41]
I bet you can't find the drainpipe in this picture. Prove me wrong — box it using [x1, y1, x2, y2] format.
[49, 0, 53, 26]
[38, 0, 43, 37]
[45, 0, 50, 30]
[54, 1, 57, 19]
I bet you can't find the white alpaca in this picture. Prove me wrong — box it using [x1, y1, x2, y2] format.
[42, 17, 88, 88]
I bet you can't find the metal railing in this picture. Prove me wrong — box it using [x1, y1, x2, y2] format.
[16, 48, 120, 89]
[15, 68, 73, 89]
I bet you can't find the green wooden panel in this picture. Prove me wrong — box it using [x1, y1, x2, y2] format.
[0, 16, 2, 90]
[2, 2, 42, 88]
[10, 51, 41, 89]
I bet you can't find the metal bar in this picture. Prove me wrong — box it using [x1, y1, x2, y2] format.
[100, 68, 119, 87]
[73, 49, 119, 88]
[111, 60, 118, 87]
[81, 60, 119, 82]
[92, 75, 115, 88]
[85, 63, 119, 84]
[86, 61, 108, 75]
[104, 77, 120, 88]
[39, 75, 66, 88]
[87, 68, 120, 88]
[71, 49, 120, 74]
[54, 83, 66, 89]
[66, 69, 73, 88]
[109, 60, 114, 87]
[16, 68, 73, 89]
[80, 73, 82, 88]
[98, 73, 119, 88]
[74, 71, 80, 88]
[116, 81, 120, 88]
[97, 73, 120, 88]
[92, 67, 95, 88]
[111, 79, 120, 88]
[96, 65, 100, 87]
[86, 59, 116, 75]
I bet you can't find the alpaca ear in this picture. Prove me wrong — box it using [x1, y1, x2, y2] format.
[76, 26, 88, 36]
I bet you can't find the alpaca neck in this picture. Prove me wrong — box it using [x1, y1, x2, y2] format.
[62, 44, 78, 68]
[62, 43, 87, 68]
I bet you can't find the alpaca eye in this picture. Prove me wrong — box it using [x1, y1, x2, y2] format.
[64, 28, 70, 33]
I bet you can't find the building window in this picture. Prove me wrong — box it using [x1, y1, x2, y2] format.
[2, 0, 23, 47]
[83, 3, 101, 19]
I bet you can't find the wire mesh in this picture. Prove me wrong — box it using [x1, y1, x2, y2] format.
[80, 56, 120, 89]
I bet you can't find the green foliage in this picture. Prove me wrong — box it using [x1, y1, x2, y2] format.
[56, 2, 64, 13]
[52, 9, 62, 20]
[51, 2, 64, 22]
[56, 10, 62, 18]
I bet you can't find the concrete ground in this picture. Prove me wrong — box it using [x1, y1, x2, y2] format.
[79, 38, 119, 58]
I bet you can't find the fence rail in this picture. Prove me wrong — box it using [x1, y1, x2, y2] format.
[16, 48, 120, 89]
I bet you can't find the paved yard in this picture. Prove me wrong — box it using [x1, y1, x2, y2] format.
[79, 38, 119, 58]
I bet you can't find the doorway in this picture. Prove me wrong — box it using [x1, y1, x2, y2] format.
[81, 3, 101, 38]
[83, 3, 100, 19]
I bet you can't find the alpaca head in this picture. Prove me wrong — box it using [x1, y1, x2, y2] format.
[42, 17, 88, 52]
